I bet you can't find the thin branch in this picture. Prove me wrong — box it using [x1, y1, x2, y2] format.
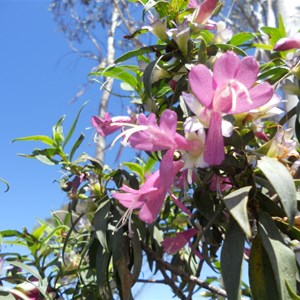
[159, 267, 188, 300]
[141, 241, 227, 298]
[136, 278, 167, 284]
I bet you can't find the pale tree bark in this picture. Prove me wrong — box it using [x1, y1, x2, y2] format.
[95, 2, 119, 164]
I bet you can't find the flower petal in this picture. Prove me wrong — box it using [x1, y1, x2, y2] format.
[213, 51, 240, 87]
[189, 65, 214, 107]
[274, 37, 300, 51]
[195, 0, 218, 24]
[235, 56, 259, 89]
[138, 188, 166, 223]
[204, 112, 225, 165]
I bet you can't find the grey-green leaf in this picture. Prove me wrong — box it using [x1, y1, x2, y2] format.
[258, 212, 298, 300]
[223, 186, 252, 238]
[257, 156, 297, 226]
[221, 219, 246, 300]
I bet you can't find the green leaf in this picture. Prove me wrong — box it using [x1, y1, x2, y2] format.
[30, 149, 59, 165]
[121, 162, 144, 179]
[258, 66, 290, 84]
[221, 219, 246, 300]
[115, 45, 166, 64]
[69, 133, 85, 161]
[143, 59, 160, 99]
[32, 224, 47, 240]
[131, 225, 143, 284]
[223, 186, 252, 238]
[258, 212, 298, 300]
[0, 287, 24, 300]
[12, 135, 55, 147]
[249, 234, 280, 300]
[229, 32, 255, 46]
[92, 65, 139, 91]
[286, 280, 300, 300]
[257, 156, 297, 226]
[260, 26, 285, 47]
[63, 101, 87, 148]
[96, 244, 112, 300]
[207, 43, 247, 57]
[8, 261, 42, 281]
[94, 199, 111, 251]
[52, 115, 65, 146]
[0, 177, 9, 192]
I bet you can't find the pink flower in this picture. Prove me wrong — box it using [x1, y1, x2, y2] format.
[91, 113, 133, 136]
[113, 151, 184, 224]
[274, 36, 300, 51]
[188, 51, 274, 165]
[162, 228, 198, 254]
[128, 109, 188, 152]
[188, 0, 218, 27]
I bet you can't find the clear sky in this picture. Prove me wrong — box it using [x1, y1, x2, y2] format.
[0, 1, 212, 299]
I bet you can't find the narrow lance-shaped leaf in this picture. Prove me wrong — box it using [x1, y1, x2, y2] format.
[114, 45, 166, 64]
[223, 186, 252, 238]
[63, 101, 87, 149]
[11, 135, 55, 147]
[258, 212, 298, 300]
[52, 115, 65, 146]
[69, 133, 85, 162]
[257, 156, 297, 226]
[249, 234, 280, 300]
[221, 219, 246, 300]
[0, 178, 9, 192]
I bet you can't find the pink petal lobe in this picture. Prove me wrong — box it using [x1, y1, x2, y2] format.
[160, 110, 177, 138]
[248, 82, 274, 108]
[204, 112, 224, 165]
[274, 37, 300, 51]
[189, 65, 214, 107]
[162, 228, 198, 254]
[138, 188, 165, 223]
[213, 51, 240, 87]
[159, 149, 175, 188]
[188, 0, 199, 8]
[195, 0, 218, 24]
[235, 56, 259, 89]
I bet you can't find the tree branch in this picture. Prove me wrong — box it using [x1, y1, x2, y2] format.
[141, 241, 227, 298]
[95, 2, 119, 164]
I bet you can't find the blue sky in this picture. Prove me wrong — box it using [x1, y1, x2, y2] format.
[0, 1, 215, 298]
[0, 0, 100, 230]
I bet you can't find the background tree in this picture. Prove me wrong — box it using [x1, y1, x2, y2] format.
[49, 0, 144, 163]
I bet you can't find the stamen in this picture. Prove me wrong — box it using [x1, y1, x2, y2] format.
[111, 124, 148, 148]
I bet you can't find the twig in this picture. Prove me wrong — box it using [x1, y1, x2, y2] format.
[159, 267, 188, 300]
[141, 241, 227, 298]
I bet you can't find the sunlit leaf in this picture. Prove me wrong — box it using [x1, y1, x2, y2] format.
[258, 212, 298, 300]
[12, 135, 55, 147]
[223, 186, 252, 238]
[52, 115, 65, 146]
[257, 156, 297, 226]
[229, 32, 255, 46]
[63, 101, 87, 148]
[115, 45, 166, 64]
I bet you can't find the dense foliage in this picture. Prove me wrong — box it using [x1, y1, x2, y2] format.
[1, 0, 300, 299]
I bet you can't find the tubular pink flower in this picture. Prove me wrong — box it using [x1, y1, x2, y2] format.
[91, 113, 133, 137]
[189, 51, 274, 165]
[162, 228, 198, 254]
[274, 37, 300, 51]
[113, 152, 184, 224]
[189, 0, 218, 26]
